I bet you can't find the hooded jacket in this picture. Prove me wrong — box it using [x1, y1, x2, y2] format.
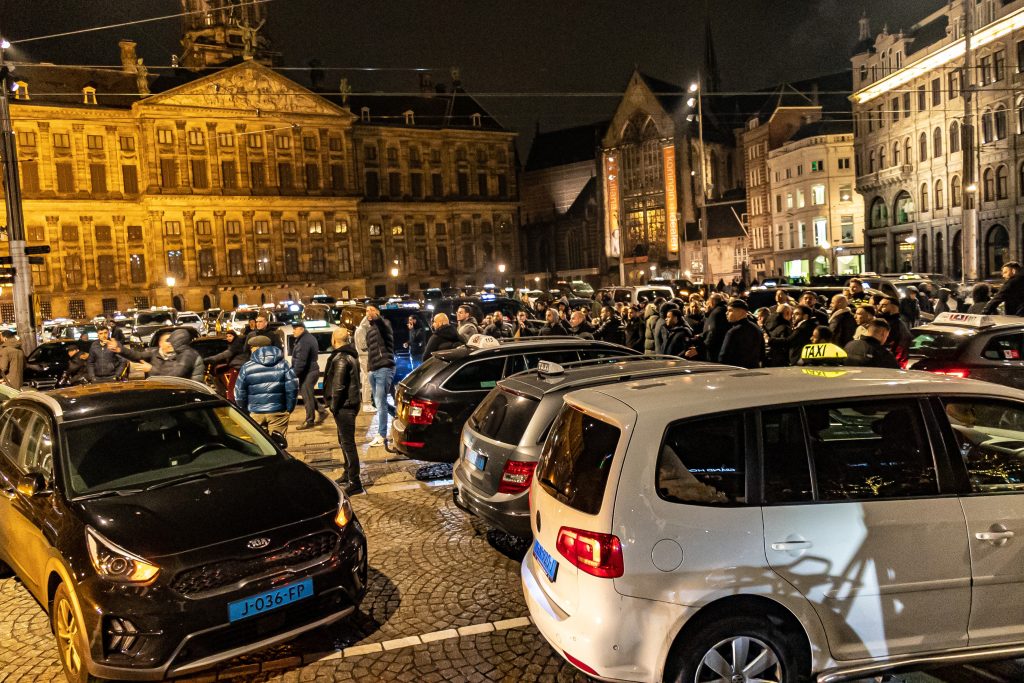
[87, 340, 128, 381]
[457, 316, 481, 343]
[643, 305, 659, 354]
[323, 344, 361, 412]
[207, 333, 247, 370]
[117, 329, 204, 381]
[422, 324, 462, 360]
[234, 345, 299, 414]
[0, 338, 24, 389]
[539, 319, 572, 336]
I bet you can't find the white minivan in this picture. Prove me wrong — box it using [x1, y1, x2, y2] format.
[524, 366, 1024, 682]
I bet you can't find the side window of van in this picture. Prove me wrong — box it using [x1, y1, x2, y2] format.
[942, 398, 1024, 493]
[657, 413, 746, 505]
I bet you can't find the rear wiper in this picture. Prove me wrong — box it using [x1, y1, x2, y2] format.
[142, 462, 261, 491]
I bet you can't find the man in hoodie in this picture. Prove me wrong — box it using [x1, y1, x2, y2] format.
[110, 328, 204, 381]
[643, 303, 659, 354]
[365, 306, 395, 447]
[324, 327, 363, 494]
[0, 331, 24, 389]
[455, 305, 481, 342]
[539, 308, 571, 336]
[828, 294, 858, 348]
[877, 296, 912, 366]
[423, 313, 461, 360]
[234, 336, 299, 436]
[662, 309, 695, 358]
[87, 326, 128, 382]
[292, 321, 328, 431]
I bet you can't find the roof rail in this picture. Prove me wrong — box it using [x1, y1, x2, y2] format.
[144, 376, 217, 395]
[536, 363, 727, 396]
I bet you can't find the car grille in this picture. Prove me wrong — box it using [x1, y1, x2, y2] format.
[170, 531, 339, 596]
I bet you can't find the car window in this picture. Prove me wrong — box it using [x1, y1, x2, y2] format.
[911, 330, 973, 359]
[444, 357, 506, 391]
[657, 413, 746, 505]
[537, 405, 621, 514]
[981, 334, 1023, 361]
[805, 400, 937, 501]
[943, 398, 1024, 493]
[762, 408, 813, 504]
[22, 412, 53, 478]
[0, 408, 30, 470]
[578, 349, 630, 361]
[521, 351, 581, 371]
[470, 389, 541, 445]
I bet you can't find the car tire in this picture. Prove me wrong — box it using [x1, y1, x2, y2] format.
[667, 613, 809, 683]
[51, 582, 103, 683]
[0, 560, 12, 578]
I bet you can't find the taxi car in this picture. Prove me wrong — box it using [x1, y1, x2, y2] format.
[909, 312, 1024, 388]
[524, 366, 1024, 682]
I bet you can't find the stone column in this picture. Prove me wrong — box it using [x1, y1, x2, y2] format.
[213, 210, 228, 278]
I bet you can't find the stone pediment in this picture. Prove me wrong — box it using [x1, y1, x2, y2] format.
[603, 71, 676, 147]
[140, 62, 350, 118]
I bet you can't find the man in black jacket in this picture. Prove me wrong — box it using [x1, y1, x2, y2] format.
[365, 306, 395, 447]
[484, 311, 514, 338]
[984, 261, 1024, 315]
[662, 309, 695, 357]
[324, 328, 363, 494]
[539, 308, 571, 336]
[844, 319, 899, 368]
[768, 305, 816, 366]
[423, 314, 462, 360]
[292, 321, 328, 430]
[701, 294, 729, 362]
[87, 327, 127, 382]
[719, 299, 764, 368]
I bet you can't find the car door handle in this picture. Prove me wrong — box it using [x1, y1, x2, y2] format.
[771, 540, 812, 551]
[976, 525, 1015, 545]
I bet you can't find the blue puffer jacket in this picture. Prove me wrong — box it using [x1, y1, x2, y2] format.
[234, 346, 298, 414]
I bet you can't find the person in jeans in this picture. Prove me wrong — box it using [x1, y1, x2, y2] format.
[234, 336, 298, 436]
[365, 306, 395, 447]
[324, 328, 363, 494]
[291, 321, 328, 430]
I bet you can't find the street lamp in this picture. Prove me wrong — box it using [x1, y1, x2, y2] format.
[166, 276, 176, 308]
[686, 77, 711, 287]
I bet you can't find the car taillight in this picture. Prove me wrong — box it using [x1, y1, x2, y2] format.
[929, 367, 970, 379]
[555, 526, 623, 578]
[406, 398, 439, 425]
[497, 460, 537, 494]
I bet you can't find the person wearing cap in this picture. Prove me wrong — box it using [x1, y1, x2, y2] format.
[234, 335, 299, 437]
[291, 321, 328, 431]
[718, 298, 764, 369]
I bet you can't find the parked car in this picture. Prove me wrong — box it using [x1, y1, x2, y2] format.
[908, 311, 1024, 388]
[175, 311, 206, 336]
[595, 285, 675, 305]
[524, 366, 1024, 682]
[279, 322, 337, 393]
[0, 378, 367, 683]
[216, 306, 276, 335]
[454, 356, 728, 537]
[130, 308, 177, 345]
[338, 302, 433, 384]
[391, 337, 639, 462]
[23, 340, 90, 390]
[50, 323, 100, 342]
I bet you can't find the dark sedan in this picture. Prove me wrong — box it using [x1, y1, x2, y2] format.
[0, 379, 367, 682]
[23, 340, 90, 390]
[390, 337, 639, 462]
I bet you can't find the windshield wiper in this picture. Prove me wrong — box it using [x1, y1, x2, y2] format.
[142, 462, 262, 492]
[75, 488, 145, 500]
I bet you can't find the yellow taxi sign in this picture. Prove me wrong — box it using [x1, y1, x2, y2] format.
[801, 343, 848, 365]
[801, 368, 849, 378]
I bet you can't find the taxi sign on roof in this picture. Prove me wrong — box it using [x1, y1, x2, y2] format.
[932, 312, 996, 328]
[800, 343, 848, 365]
[466, 334, 500, 349]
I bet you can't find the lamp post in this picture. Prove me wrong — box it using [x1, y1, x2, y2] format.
[166, 276, 176, 308]
[498, 262, 506, 288]
[687, 79, 711, 287]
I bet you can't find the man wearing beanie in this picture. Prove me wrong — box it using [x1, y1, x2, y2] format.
[234, 335, 299, 436]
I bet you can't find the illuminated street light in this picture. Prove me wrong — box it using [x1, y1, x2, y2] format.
[0, 39, 10, 50]
[498, 263, 506, 273]
[904, 235, 917, 244]
[165, 276, 176, 288]
[689, 82, 699, 93]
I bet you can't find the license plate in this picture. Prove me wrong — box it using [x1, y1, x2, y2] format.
[533, 540, 558, 582]
[228, 578, 314, 622]
[471, 451, 487, 471]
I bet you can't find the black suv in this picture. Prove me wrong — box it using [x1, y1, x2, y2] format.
[0, 379, 367, 682]
[390, 337, 638, 462]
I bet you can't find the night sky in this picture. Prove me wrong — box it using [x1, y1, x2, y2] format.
[2, 0, 943, 153]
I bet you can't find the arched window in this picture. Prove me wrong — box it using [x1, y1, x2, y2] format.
[920, 183, 930, 212]
[984, 167, 995, 201]
[996, 105, 1008, 140]
[879, 145, 886, 169]
[935, 232, 944, 274]
[997, 165, 1009, 199]
[919, 233, 929, 272]
[950, 121, 961, 153]
[933, 126, 943, 157]
[935, 179, 944, 209]
[951, 231, 963, 279]
[860, 64, 868, 84]
[985, 224, 1010, 276]
[919, 132, 928, 162]
[951, 175, 962, 207]
[982, 109, 994, 143]
[904, 137, 913, 165]
[892, 141, 901, 166]
[894, 190, 914, 224]
[868, 150, 876, 173]
[870, 196, 889, 228]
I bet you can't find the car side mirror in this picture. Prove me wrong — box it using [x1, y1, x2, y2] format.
[16, 471, 51, 497]
[270, 431, 288, 451]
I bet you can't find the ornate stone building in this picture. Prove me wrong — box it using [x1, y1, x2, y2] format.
[0, 8, 518, 319]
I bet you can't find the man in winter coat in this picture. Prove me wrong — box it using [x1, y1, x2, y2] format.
[405, 316, 428, 362]
[593, 306, 625, 345]
[623, 307, 645, 351]
[569, 310, 595, 339]
[877, 297, 912, 367]
[423, 313, 463, 360]
[701, 294, 730, 363]
[111, 328, 204, 381]
[0, 331, 24, 389]
[764, 304, 793, 367]
[244, 314, 282, 356]
[719, 299, 763, 369]
[365, 306, 396, 447]
[292, 321, 328, 430]
[455, 305, 481, 342]
[87, 326, 128, 382]
[235, 336, 299, 436]
[355, 316, 373, 412]
[61, 346, 90, 386]
[643, 303, 659, 354]
[512, 310, 536, 338]
[844, 320, 899, 368]
[768, 305, 816, 366]
[323, 327, 363, 494]
[828, 294, 858, 349]
[484, 311, 514, 339]
[539, 308, 571, 336]
[662, 309, 695, 357]
[799, 291, 829, 327]
[899, 286, 922, 327]
[984, 261, 1024, 315]
[654, 302, 678, 354]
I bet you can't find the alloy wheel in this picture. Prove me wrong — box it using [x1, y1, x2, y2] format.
[695, 635, 782, 683]
[55, 597, 82, 677]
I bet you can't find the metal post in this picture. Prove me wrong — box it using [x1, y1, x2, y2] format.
[0, 35, 34, 354]
[696, 78, 712, 286]
[962, 0, 979, 282]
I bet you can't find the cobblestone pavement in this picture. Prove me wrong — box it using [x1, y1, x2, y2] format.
[1, 408, 1022, 682]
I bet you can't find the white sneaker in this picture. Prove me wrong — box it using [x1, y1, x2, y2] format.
[368, 435, 385, 447]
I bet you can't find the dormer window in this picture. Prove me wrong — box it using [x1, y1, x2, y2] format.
[83, 86, 97, 105]
[404, 110, 415, 125]
[471, 113, 482, 127]
[13, 81, 28, 100]
[360, 107, 370, 122]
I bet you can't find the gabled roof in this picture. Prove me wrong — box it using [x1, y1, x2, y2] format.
[637, 72, 688, 114]
[525, 121, 607, 171]
[7, 63, 150, 109]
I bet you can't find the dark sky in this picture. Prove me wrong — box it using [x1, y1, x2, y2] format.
[3, 0, 943, 153]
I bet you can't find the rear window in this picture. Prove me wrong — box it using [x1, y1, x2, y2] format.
[470, 389, 540, 444]
[910, 330, 973, 359]
[400, 356, 448, 393]
[537, 405, 621, 514]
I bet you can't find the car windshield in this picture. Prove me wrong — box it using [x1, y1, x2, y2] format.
[235, 310, 262, 321]
[136, 312, 173, 326]
[63, 405, 279, 496]
[910, 329, 974, 359]
[178, 314, 200, 323]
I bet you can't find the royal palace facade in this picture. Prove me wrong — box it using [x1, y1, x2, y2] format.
[0, 6, 518, 320]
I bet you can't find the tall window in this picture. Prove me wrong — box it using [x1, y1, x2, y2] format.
[221, 160, 237, 189]
[256, 248, 271, 275]
[310, 247, 325, 274]
[65, 255, 83, 286]
[191, 159, 209, 189]
[166, 249, 184, 277]
[97, 255, 116, 284]
[198, 249, 215, 277]
[20, 160, 39, 193]
[904, 137, 912, 165]
[950, 121, 961, 153]
[951, 176, 962, 207]
[284, 248, 299, 274]
[995, 50, 1007, 81]
[920, 183, 929, 213]
[997, 165, 1009, 199]
[129, 254, 146, 283]
[996, 105, 1009, 140]
[278, 163, 293, 188]
[56, 162, 75, 193]
[160, 158, 177, 188]
[935, 179, 944, 210]
[330, 164, 344, 191]
[338, 245, 351, 272]
[933, 127, 943, 157]
[984, 168, 995, 202]
[436, 245, 449, 270]
[249, 162, 264, 189]
[431, 173, 443, 197]
[90, 164, 106, 193]
[304, 163, 320, 190]
[228, 249, 243, 276]
[122, 165, 139, 194]
[919, 132, 928, 162]
[983, 110, 994, 143]
[365, 171, 379, 197]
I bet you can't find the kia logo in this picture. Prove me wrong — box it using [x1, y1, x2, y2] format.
[246, 537, 271, 550]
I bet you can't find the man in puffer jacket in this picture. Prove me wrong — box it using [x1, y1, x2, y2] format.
[111, 328, 204, 381]
[234, 336, 299, 436]
[643, 303, 659, 354]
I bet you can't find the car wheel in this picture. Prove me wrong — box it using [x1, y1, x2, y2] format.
[668, 614, 809, 683]
[52, 583, 103, 683]
[0, 560, 12, 578]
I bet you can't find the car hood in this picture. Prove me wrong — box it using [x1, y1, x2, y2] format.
[74, 458, 340, 558]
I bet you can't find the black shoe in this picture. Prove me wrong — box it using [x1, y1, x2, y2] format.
[344, 480, 365, 495]
[315, 410, 328, 426]
[296, 421, 315, 431]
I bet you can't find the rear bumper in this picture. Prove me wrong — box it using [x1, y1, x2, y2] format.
[389, 418, 457, 462]
[452, 466, 531, 538]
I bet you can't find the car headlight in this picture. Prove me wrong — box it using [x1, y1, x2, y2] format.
[334, 494, 354, 528]
[85, 527, 160, 583]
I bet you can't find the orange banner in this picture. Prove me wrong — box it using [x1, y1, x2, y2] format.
[663, 144, 679, 254]
[603, 152, 621, 257]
